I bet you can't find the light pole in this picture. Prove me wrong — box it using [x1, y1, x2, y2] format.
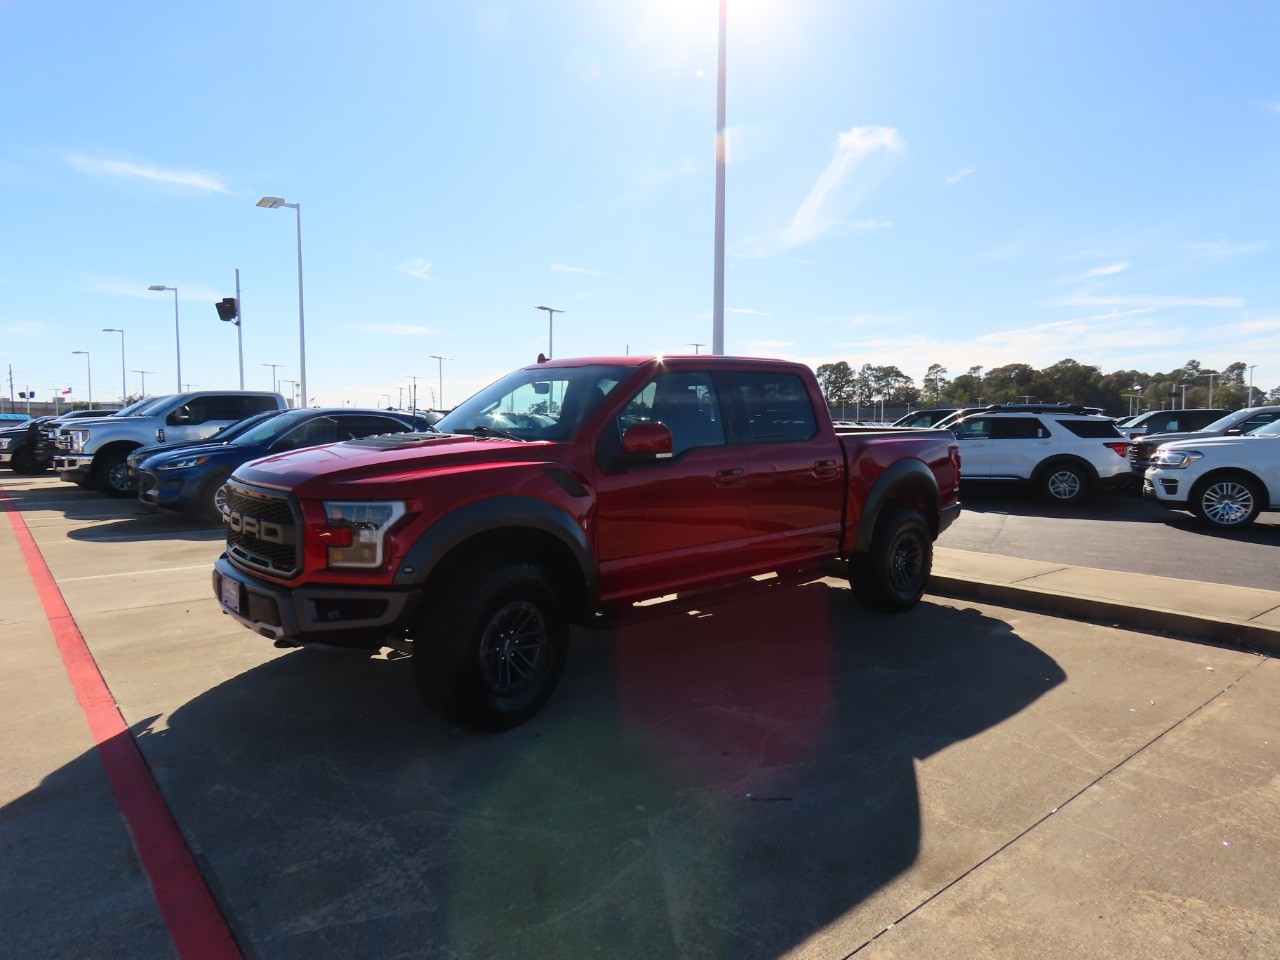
[132, 369, 156, 397]
[688, 343, 705, 354]
[535, 306, 564, 359]
[1248, 365, 1258, 405]
[711, 0, 727, 356]
[71, 351, 92, 407]
[429, 355, 451, 409]
[147, 285, 181, 391]
[407, 375, 419, 416]
[280, 379, 299, 407]
[102, 329, 126, 403]
[262, 363, 283, 394]
[257, 197, 308, 409]
[1207, 372, 1218, 408]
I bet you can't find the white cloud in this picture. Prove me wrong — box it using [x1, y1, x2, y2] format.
[746, 125, 903, 256]
[945, 167, 975, 184]
[729, 307, 771, 317]
[1183, 238, 1266, 261]
[551, 263, 603, 277]
[1084, 262, 1129, 278]
[1046, 294, 1243, 309]
[357, 324, 436, 336]
[69, 155, 230, 193]
[397, 259, 433, 280]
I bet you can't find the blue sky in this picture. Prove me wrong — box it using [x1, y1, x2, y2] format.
[2, 0, 1278, 410]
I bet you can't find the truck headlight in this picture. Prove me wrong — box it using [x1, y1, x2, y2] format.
[158, 455, 213, 470]
[1153, 449, 1202, 469]
[319, 500, 406, 568]
[0, 438, 10, 451]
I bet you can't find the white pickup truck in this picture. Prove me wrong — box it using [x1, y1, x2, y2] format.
[53, 390, 286, 495]
[1143, 418, 1280, 528]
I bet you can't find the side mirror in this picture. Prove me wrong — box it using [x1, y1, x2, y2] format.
[167, 406, 191, 426]
[532, 381, 551, 395]
[622, 422, 674, 460]
[1225, 428, 1243, 436]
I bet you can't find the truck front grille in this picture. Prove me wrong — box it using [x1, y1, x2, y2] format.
[222, 480, 302, 578]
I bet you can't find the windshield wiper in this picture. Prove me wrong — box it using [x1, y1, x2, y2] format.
[457, 425, 527, 442]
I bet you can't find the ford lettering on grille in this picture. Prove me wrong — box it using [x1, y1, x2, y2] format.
[225, 510, 287, 544]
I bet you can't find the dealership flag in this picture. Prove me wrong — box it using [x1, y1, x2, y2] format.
[61, 388, 72, 395]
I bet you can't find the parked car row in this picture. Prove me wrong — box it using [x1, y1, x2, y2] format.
[891, 401, 1280, 531]
[6, 393, 439, 522]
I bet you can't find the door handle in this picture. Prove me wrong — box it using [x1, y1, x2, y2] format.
[812, 459, 839, 479]
[716, 468, 745, 486]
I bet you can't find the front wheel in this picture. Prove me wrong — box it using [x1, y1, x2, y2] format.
[10, 446, 45, 474]
[1193, 476, 1261, 529]
[94, 449, 137, 497]
[850, 507, 932, 613]
[413, 562, 568, 731]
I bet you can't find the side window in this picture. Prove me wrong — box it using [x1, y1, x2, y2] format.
[610, 371, 725, 458]
[275, 417, 339, 451]
[1239, 412, 1280, 433]
[724, 371, 817, 443]
[952, 418, 991, 440]
[179, 397, 218, 425]
[227, 395, 279, 419]
[989, 417, 1043, 440]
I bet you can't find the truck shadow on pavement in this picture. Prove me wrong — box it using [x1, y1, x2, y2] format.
[4, 582, 1065, 960]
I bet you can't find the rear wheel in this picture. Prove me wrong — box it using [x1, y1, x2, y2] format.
[94, 449, 137, 497]
[413, 562, 568, 731]
[1038, 461, 1088, 504]
[850, 507, 932, 613]
[1193, 476, 1261, 529]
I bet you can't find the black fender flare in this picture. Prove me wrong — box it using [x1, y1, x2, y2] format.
[854, 458, 942, 555]
[393, 495, 598, 604]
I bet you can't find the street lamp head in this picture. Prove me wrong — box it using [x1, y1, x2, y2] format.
[72, 350, 88, 355]
[148, 284, 176, 292]
[257, 196, 286, 209]
[103, 328, 122, 333]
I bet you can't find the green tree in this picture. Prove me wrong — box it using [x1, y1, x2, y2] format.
[815, 361, 854, 405]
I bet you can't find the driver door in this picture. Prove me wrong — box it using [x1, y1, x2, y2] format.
[592, 370, 753, 605]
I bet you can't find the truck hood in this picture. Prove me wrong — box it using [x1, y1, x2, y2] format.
[231, 433, 566, 497]
[140, 439, 239, 465]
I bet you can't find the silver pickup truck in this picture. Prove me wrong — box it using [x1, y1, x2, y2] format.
[53, 390, 286, 495]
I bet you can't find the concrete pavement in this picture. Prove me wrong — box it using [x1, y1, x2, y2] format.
[2, 471, 1278, 959]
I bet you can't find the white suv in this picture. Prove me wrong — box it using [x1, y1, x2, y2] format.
[1144, 418, 1280, 528]
[948, 405, 1130, 504]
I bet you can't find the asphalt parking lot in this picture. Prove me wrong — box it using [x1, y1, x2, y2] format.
[3, 472, 1279, 960]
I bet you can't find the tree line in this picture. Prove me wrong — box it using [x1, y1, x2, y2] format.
[815, 359, 1278, 417]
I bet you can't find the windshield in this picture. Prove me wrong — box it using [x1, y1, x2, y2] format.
[437, 364, 632, 441]
[232, 410, 310, 446]
[121, 395, 173, 417]
[212, 409, 284, 441]
[1249, 419, 1280, 438]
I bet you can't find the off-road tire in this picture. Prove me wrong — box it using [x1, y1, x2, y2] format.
[850, 507, 932, 613]
[413, 562, 568, 731]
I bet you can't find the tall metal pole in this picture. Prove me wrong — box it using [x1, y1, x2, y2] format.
[262, 363, 282, 394]
[408, 376, 419, 416]
[535, 306, 564, 359]
[430, 355, 451, 409]
[292, 205, 307, 406]
[103, 328, 126, 402]
[235, 268, 245, 389]
[711, 0, 727, 356]
[72, 351, 92, 407]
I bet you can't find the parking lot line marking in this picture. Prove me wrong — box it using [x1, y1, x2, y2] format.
[61, 563, 213, 582]
[1, 488, 244, 960]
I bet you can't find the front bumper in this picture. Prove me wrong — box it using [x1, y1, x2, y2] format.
[212, 556, 420, 644]
[1142, 473, 1188, 508]
[53, 456, 92, 482]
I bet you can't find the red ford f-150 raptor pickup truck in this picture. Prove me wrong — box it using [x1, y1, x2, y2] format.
[213, 355, 961, 730]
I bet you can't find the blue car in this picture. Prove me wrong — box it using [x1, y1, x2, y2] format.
[136, 407, 435, 518]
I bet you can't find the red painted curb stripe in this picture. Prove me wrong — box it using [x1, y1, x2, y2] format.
[2, 487, 243, 960]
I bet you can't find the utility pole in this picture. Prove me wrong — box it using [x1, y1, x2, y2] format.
[429, 355, 451, 409]
[535, 306, 564, 359]
[408, 375, 419, 416]
[398, 386, 404, 409]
